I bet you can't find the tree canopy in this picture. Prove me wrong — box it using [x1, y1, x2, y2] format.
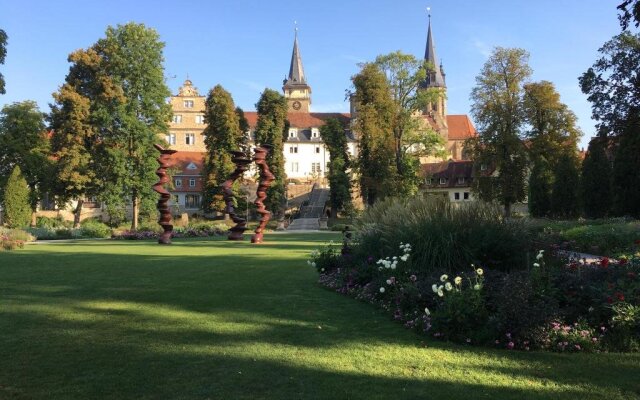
[3, 166, 31, 228]
[320, 117, 352, 218]
[0, 29, 7, 94]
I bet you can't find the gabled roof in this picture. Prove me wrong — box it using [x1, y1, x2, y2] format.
[243, 112, 351, 129]
[171, 151, 205, 175]
[446, 115, 476, 140]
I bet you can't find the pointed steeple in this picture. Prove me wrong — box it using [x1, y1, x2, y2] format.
[424, 14, 446, 88]
[284, 27, 306, 86]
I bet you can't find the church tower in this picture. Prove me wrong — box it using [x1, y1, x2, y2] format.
[283, 28, 311, 113]
[422, 14, 448, 132]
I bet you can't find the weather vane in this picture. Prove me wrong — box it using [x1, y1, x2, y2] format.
[427, 6, 431, 19]
[294, 20, 298, 33]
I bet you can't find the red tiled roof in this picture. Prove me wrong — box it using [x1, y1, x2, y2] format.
[171, 151, 205, 175]
[422, 160, 474, 188]
[244, 112, 351, 129]
[446, 115, 476, 140]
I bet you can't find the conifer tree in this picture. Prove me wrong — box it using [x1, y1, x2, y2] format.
[202, 85, 242, 214]
[320, 117, 352, 218]
[254, 89, 288, 217]
[612, 113, 640, 217]
[551, 152, 581, 218]
[3, 166, 31, 228]
[528, 157, 553, 217]
[581, 139, 612, 219]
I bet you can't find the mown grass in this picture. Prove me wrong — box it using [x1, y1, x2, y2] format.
[1, 233, 639, 400]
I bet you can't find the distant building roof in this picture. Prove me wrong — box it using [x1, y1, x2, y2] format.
[243, 111, 350, 129]
[422, 160, 474, 188]
[446, 115, 476, 140]
[171, 151, 204, 175]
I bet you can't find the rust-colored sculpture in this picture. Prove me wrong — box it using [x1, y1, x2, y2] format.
[222, 151, 252, 240]
[252, 145, 275, 244]
[153, 144, 177, 244]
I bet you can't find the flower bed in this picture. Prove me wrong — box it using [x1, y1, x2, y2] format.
[310, 235, 640, 353]
[0, 228, 35, 251]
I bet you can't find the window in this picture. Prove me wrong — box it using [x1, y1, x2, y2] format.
[315, 146, 321, 154]
[172, 195, 180, 205]
[291, 162, 299, 172]
[185, 194, 201, 208]
[480, 164, 487, 171]
[454, 192, 460, 200]
[289, 146, 298, 153]
[311, 128, 319, 138]
[189, 178, 196, 187]
[186, 162, 198, 170]
[185, 133, 195, 145]
[183, 100, 194, 108]
[426, 178, 433, 185]
[175, 179, 182, 187]
[195, 115, 205, 124]
[464, 192, 470, 200]
[457, 177, 466, 184]
[311, 162, 321, 174]
[439, 178, 447, 185]
[172, 115, 182, 123]
[165, 133, 176, 145]
[288, 129, 297, 138]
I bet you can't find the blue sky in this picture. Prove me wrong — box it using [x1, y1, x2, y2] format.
[0, 0, 624, 148]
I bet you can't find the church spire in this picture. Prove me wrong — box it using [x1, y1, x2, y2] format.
[284, 25, 306, 86]
[424, 13, 446, 88]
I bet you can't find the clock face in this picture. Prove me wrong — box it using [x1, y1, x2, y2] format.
[292, 101, 301, 110]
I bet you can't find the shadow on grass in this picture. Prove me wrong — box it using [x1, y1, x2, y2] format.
[1, 238, 639, 399]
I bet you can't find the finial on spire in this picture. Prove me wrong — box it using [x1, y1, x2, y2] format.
[427, 6, 431, 19]
[294, 20, 298, 35]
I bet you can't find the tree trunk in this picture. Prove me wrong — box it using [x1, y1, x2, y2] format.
[131, 192, 139, 231]
[30, 211, 37, 227]
[504, 202, 512, 219]
[73, 199, 84, 229]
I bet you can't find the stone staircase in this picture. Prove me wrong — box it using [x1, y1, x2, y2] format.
[287, 186, 329, 230]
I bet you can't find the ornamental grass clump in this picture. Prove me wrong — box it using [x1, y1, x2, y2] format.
[357, 196, 530, 274]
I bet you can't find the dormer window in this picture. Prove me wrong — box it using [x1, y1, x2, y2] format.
[186, 162, 198, 170]
[288, 128, 297, 138]
[311, 128, 320, 138]
[439, 178, 447, 185]
[480, 164, 487, 171]
[457, 177, 466, 184]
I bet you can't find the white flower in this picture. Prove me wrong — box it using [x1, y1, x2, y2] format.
[393, 256, 398, 260]
[440, 274, 448, 282]
[400, 254, 409, 262]
[386, 279, 392, 285]
[445, 282, 453, 291]
[307, 260, 311, 266]
[476, 268, 483, 276]
[473, 284, 481, 290]
[432, 284, 438, 293]
[454, 276, 462, 285]
[321, 268, 325, 272]
[379, 287, 385, 293]
[533, 263, 540, 268]
[311, 262, 316, 268]
[536, 253, 544, 260]
[391, 262, 397, 270]
[378, 267, 383, 271]
[437, 287, 444, 297]
[424, 307, 431, 316]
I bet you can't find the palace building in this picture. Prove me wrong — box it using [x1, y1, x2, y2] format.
[164, 16, 476, 211]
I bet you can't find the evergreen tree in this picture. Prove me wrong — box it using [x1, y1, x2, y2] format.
[581, 139, 612, 219]
[0, 29, 7, 94]
[0, 101, 50, 223]
[612, 113, 640, 217]
[320, 117, 352, 218]
[254, 89, 288, 217]
[236, 107, 250, 151]
[351, 63, 396, 205]
[202, 85, 242, 214]
[49, 83, 97, 228]
[468, 47, 532, 216]
[3, 166, 31, 228]
[528, 157, 553, 217]
[551, 152, 581, 218]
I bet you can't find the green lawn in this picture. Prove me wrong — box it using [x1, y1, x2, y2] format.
[1, 233, 639, 400]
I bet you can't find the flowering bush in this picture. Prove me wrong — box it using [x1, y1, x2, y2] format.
[0, 228, 35, 251]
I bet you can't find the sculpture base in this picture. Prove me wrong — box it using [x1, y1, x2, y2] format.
[158, 237, 172, 245]
[251, 233, 264, 244]
[228, 232, 245, 241]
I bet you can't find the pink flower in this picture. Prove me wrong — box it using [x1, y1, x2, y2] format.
[507, 342, 514, 350]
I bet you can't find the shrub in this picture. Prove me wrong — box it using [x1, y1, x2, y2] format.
[80, 219, 112, 238]
[26, 227, 58, 240]
[356, 196, 530, 274]
[36, 216, 70, 229]
[3, 166, 31, 228]
[0, 227, 35, 251]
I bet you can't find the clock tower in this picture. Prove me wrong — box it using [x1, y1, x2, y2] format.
[283, 28, 311, 113]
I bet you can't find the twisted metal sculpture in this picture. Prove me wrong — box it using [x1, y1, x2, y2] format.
[153, 144, 177, 244]
[222, 151, 252, 240]
[252, 145, 275, 244]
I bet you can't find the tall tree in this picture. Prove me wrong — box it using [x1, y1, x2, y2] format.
[581, 139, 612, 218]
[61, 23, 172, 230]
[320, 117, 352, 218]
[523, 81, 582, 167]
[2, 166, 31, 228]
[351, 63, 396, 205]
[0, 101, 50, 223]
[550, 152, 581, 218]
[372, 51, 444, 195]
[528, 157, 553, 218]
[612, 113, 640, 217]
[49, 83, 98, 228]
[253, 89, 288, 217]
[0, 29, 7, 94]
[468, 47, 532, 216]
[236, 106, 250, 150]
[618, 0, 640, 30]
[202, 85, 242, 214]
[579, 32, 640, 137]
